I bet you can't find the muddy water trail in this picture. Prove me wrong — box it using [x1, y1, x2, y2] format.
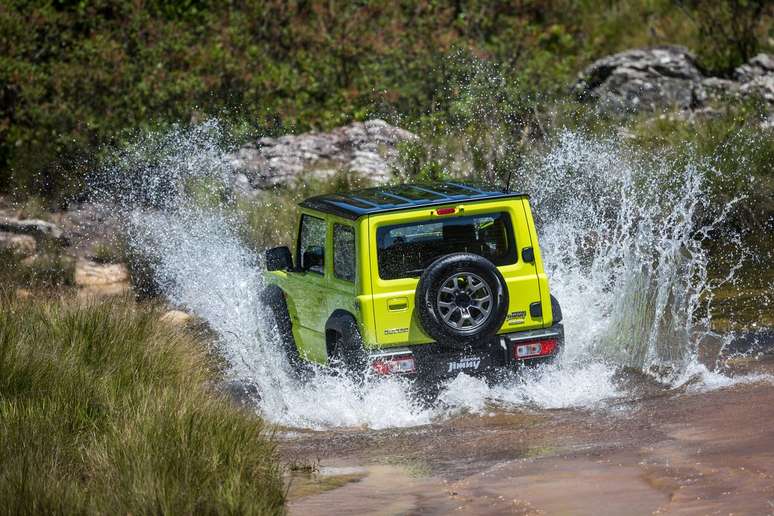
[284, 354, 774, 515]
[98, 124, 774, 513]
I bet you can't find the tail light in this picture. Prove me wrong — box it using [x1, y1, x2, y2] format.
[513, 338, 558, 359]
[435, 207, 456, 216]
[371, 353, 416, 375]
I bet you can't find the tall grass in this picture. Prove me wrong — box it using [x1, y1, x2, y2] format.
[0, 296, 284, 515]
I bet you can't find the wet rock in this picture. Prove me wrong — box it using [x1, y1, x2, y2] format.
[574, 46, 704, 113]
[0, 217, 66, 243]
[228, 119, 417, 189]
[74, 259, 130, 286]
[0, 231, 36, 257]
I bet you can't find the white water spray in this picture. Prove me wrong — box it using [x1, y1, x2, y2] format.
[95, 122, 765, 430]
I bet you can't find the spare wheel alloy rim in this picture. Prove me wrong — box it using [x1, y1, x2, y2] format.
[436, 272, 493, 331]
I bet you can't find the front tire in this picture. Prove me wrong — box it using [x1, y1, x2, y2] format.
[261, 286, 304, 374]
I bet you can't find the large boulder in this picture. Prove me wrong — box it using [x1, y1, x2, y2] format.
[228, 119, 417, 189]
[574, 46, 704, 113]
[575, 48, 774, 118]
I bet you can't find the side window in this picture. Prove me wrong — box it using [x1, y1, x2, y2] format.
[298, 214, 326, 274]
[333, 224, 356, 282]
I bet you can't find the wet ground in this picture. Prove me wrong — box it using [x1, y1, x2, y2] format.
[280, 348, 774, 515]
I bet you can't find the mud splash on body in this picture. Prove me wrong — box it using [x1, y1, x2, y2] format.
[95, 122, 767, 430]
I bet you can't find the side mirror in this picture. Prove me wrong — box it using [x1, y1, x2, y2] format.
[301, 245, 324, 272]
[266, 246, 292, 271]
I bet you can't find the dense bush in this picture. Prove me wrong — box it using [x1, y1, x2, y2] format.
[1, 0, 771, 202]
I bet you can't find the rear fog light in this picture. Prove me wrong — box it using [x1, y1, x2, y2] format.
[514, 338, 558, 359]
[372, 354, 416, 375]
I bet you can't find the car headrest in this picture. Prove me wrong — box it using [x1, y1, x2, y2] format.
[442, 223, 475, 241]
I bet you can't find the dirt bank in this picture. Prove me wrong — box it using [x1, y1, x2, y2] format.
[281, 357, 774, 515]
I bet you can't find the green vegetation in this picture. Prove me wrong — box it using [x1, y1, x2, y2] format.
[0, 295, 285, 514]
[0, 247, 74, 291]
[2, 0, 771, 203]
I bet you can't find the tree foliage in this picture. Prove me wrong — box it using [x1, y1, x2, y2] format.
[0, 0, 771, 201]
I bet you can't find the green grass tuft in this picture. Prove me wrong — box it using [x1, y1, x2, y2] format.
[0, 297, 285, 515]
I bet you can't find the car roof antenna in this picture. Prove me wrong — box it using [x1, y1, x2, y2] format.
[503, 168, 514, 193]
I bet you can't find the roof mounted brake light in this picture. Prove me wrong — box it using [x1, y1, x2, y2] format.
[435, 207, 456, 216]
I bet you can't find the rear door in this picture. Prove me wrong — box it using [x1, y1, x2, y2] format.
[367, 198, 544, 347]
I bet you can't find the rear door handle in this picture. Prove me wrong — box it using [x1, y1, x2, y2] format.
[387, 297, 409, 311]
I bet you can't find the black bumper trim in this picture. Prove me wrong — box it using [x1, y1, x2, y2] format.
[367, 323, 564, 379]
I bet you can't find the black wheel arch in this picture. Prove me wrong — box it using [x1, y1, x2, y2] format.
[325, 309, 360, 356]
[325, 309, 367, 373]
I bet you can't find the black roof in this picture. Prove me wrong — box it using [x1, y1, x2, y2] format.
[299, 182, 526, 220]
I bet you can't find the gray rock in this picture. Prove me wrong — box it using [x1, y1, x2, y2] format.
[734, 53, 774, 83]
[0, 217, 66, 242]
[700, 77, 740, 100]
[574, 46, 704, 113]
[576, 48, 774, 119]
[734, 54, 774, 106]
[228, 119, 417, 190]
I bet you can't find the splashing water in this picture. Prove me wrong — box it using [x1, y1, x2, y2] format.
[95, 122, 766, 430]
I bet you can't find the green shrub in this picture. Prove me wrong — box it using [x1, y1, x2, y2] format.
[0, 246, 74, 292]
[2, 1, 771, 202]
[675, 0, 771, 75]
[0, 297, 285, 515]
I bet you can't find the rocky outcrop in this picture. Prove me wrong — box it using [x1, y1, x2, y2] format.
[574, 46, 703, 113]
[0, 217, 66, 243]
[75, 259, 131, 298]
[75, 260, 129, 286]
[228, 119, 417, 190]
[734, 53, 774, 106]
[575, 47, 774, 117]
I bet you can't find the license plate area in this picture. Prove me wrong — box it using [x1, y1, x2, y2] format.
[398, 338, 503, 377]
[443, 354, 487, 375]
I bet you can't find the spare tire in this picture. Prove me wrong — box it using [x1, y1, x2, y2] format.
[415, 253, 509, 348]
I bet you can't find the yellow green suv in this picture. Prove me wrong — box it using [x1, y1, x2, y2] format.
[262, 182, 563, 379]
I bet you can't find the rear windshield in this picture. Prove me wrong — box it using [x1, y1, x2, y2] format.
[376, 212, 517, 280]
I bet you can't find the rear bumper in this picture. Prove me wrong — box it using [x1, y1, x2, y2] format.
[368, 323, 564, 379]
